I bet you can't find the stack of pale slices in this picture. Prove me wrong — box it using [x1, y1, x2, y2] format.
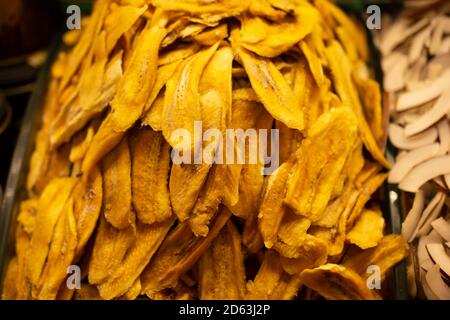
[377, 2, 450, 300]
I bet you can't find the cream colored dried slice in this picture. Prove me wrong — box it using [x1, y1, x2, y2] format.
[389, 123, 438, 150]
[388, 143, 440, 184]
[379, 17, 429, 55]
[416, 193, 446, 238]
[402, 190, 426, 242]
[397, 69, 450, 111]
[399, 156, 450, 192]
[426, 243, 450, 277]
[437, 118, 450, 155]
[431, 218, 450, 242]
[425, 264, 450, 300]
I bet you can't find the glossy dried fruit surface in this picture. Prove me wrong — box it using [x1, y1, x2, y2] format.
[6, 0, 405, 301]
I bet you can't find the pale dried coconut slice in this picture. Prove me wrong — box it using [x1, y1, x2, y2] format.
[429, 53, 450, 69]
[416, 193, 446, 238]
[444, 174, 450, 189]
[382, 51, 406, 72]
[425, 263, 450, 300]
[388, 143, 440, 184]
[402, 190, 426, 241]
[431, 217, 450, 241]
[418, 232, 442, 271]
[426, 243, 450, 276]
[437, 36, 450, 55]
[389, 123, 437, 150]
[409, 26, 432, 64]
[422, 276, 440, 300]
[404, 89, 450, 136]
[380, 17, 429, 55]
[406, 54, 427, 91]
[399, 155, 450, 192]
[425, 63, 444, 81]
[396, 69, 450, 111]
[437, 118, 450, 155]
[430, 17, 450, 55]
[384, 54, 408, 92]
[433, 177, 448, 191]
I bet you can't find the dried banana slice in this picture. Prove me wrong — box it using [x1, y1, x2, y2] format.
[299, 264, 380, 300]
[103, 3, 147, 54]
[324, 41, 389, 168]
[258, 159, 296, 248]
[343, 235, 409, 280]
[82, 22, 167, 176]
[246, 250, 302, 300]
[188, 166, 223, 237]
[151, 0, 249, 15]
[130, 128, 171, 224]
[73, 166, 103, 260]
[97, 218, 174, 299]
[199, 222, 246, 299]
[346, 207, 385, 250]
[15, 224, 32, 299]
[88, 215, 135, 285]
[59, 0, 107, 92]
[285, 107, 358, 222]
[101, 137, 134, 229]
[26, 177, 77, 287]
[1, 258, 18, 300]
[141, 208, 231, 295]
[37, 199, 77, 300]
[51, 40, 123, 148]
[162, 42, 220, 150]
[240, 3, 319, 57]
[232, 33, 304, 131]
[169, 45, 231, 222]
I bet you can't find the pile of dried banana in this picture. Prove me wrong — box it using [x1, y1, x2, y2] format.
[2, 0, 408, 300]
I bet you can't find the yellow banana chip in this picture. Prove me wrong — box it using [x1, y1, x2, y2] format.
[343, 235, 409, 280]
[346, 207, 385, 250]
[199, 222, 246, 299]
[299, 264, 380, 300]
[102, 137, 134, 229]
[130, 128, 171, 224]
[26, 177, 77, 287]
